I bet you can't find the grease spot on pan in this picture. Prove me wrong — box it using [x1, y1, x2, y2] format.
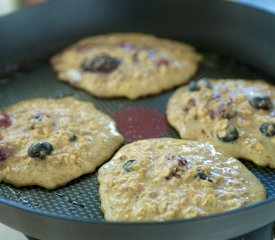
[112, 107, 168, 142]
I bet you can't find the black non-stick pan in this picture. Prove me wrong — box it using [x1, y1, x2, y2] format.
[0, 0, 274, 240]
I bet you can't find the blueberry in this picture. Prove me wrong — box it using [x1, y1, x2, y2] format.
[122, 159, 136, 172]
[183, 98, 196, 113]
[0, 111, 11, 127]
[28, 141, 53, 160]
[81, 54, 121, 73]
[216, 124, 239, 142]
[69, 133, 78, 142]
[259, 122, 275, 137]
[196, 168, 213, 182]
[249, 96, 273, 110]
[196, 168, 207, 180]
[0, 142, 13, 161]
[156, 58, 169, 67]
[188, 79, 212, 92]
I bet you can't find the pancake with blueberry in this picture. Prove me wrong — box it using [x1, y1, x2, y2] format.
[51, 33, 202, 99]
[167, 79, 275, 168]
[98, 138, 266, 221]
[0, 97, 123, 189]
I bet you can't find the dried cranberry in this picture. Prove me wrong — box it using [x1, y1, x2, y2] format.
[28, 141, 53, 160]
[178, 158, 188, 167]
[249, 96, 273, 110]
[259, 122, 275, 137]
[81, 54, 121, 73]
[165, 168, 181, 180]
[167, 155, 188, 167]
[0, 111, 11, 127]
[156, 58, 169, 67]
[0, 142, 13, 161]
[122, 159, 136, 172]
[188, 79, 212, 92]
[183, 98, 196, 113]
[217, 108, 236, 119]
[216, 124, 239, 143]
[211, 101, 236, 120]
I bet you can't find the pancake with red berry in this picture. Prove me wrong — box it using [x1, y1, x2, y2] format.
[167, 79, 275, 168]
[51, 33, 202, 99]
[0, 97, 123, 189]
[98, 138, 266, 221]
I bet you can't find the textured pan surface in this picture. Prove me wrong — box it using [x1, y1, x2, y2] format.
[0, 52, 274, 221]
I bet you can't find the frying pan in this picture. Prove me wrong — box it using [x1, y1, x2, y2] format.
[0, 0, 274, 239]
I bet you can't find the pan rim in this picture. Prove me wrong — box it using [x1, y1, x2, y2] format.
[0, 2, 274, 238]
[0, 195, 274, 225]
